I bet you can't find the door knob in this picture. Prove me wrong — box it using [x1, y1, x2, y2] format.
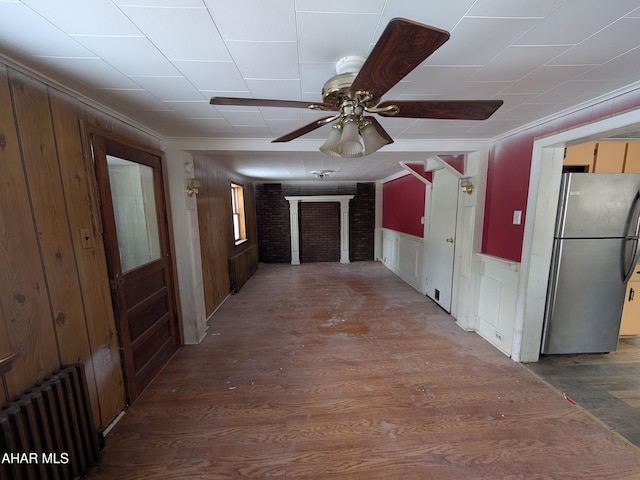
[446, 237, 455, 243]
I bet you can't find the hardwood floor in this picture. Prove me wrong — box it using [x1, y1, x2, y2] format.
[88, 262, 640, 479]
[527, 337, 640, 448]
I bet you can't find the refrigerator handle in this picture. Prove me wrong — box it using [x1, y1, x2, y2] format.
[623, 191, 640, 283]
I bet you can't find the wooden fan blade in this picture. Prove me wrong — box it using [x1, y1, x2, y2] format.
[272, 116, 335, 143]
[210, 97, 336, 111]
[350, 18, 449, 101]
[377, 100, 504, 120]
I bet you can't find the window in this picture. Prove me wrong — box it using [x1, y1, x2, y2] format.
[231, 182, 247, 244]
[107, 155, 161, 272]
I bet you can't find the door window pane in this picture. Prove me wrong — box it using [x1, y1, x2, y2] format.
[107, 155, 161, 272]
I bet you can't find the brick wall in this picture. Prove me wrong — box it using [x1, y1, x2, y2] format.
[255, 182, 375, 263]
[350, 182, 375, 261]
[255, 183, 291, 263]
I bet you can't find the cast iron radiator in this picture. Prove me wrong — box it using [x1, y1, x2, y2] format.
[229, 243, 258, 294]
[0, 364, 99, 480]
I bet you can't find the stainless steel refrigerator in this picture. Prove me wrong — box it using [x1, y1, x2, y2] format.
[542, 173, 640, 354]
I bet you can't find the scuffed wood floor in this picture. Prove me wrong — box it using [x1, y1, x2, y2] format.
[88, 262, 640, 479]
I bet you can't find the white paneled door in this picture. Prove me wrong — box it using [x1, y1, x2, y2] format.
[426, 168, 459, 312]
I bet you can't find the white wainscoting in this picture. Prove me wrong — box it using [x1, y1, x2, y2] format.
[475, 254, 520, 356]
[380, 232, 523, 359]
[381, 228, 424, 292]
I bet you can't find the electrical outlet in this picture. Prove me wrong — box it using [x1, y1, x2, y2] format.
[103, 345, 112, 365]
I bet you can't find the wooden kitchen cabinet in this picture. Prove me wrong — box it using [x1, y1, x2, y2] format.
[593, 142, 627, 173]
[620, 266, 640, 337]
[623, 142, 640, 173]
[564, 142, 596, 171]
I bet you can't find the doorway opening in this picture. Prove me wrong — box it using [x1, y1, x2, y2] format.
[515, 110, 640, 362]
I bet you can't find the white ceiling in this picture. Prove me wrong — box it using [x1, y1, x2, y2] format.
[1, 0, 640, 181]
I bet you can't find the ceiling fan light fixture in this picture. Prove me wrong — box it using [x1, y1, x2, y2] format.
[360, 121, 391, 155]
[210, 18, 503, 155]
[337, 118, 364, 157]
[319, 123, 343, 157]
[311, 169, 334, 179]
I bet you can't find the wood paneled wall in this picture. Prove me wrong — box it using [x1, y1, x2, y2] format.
[193, 156, 258, 317]
[0, 63, 163, 428]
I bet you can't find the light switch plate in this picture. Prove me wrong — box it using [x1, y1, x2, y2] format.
[513, 210, 522, 225]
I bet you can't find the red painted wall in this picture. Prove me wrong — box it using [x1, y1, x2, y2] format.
[483, 87, 640, 262]
[382, 174, 425, 237]
[440, 154, 465, 174]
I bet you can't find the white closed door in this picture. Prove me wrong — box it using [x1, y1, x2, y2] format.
[426, 168, 459, 312]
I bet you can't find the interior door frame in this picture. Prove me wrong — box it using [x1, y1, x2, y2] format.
[84, 125, 183, 401]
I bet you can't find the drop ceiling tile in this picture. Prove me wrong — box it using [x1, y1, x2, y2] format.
[267, 118, 306, 134]
[299, 62, 338, 95]
[189, 117, 234, 131]
[213, 103, 259, 113]
[206, 0, 297, 41]
[301, 109, 336, 123]
[403, 119, 446, 135]
[172, 60, 247, 92]
[501, 65, 596, 94]
[378, 0, 476, 32]
[155, 120, 226, 138]
[463, 81, 513, 98]
[33, 57, 140, 89]
[577, 46, 640, 82]
[21, 0, 140, 36]
[380, 117, 421, 132]
[260, 107, 304, 121]
[402, 66, 481, 96]
[236, 125, 273, 138]
[118, 5, 231, 61]
[466, 0, 564, 17]
[500, 102, 568, 121]
[472, 45, 569, 81]
[129, 76, 206, 101]
[112, 0, 203, 5]
[226, 41, 299, 79]
[514, 0, 640, 45]
[0, 3, 95, 57]
[530, 80, 608, 105]
[295, 0, 385, 14]
[549, 18, 640, 66]
[301, 91, 325, 103]
[167, 101, 223, 119]
[491, 93, 539, 112]
[381, 81, 411, 102]
[74, 36, 180, 76]
[296, 12, 381, 63]
[244, 79, 301, 101]
[104, 88, 173, 113]
[428, 17, 539, 66]
[220, 110, 266, 126]
[465, 120, 514, 136]
[429, 125, 478, 137]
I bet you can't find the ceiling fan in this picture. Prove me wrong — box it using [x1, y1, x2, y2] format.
[210, 18, 503, 158]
